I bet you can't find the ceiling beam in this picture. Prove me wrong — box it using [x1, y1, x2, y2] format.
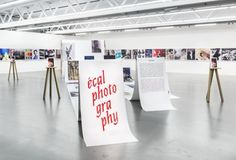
[46, 16, 236, 34]
[0, 0, 40, 10]
[0, 0, 220, 29]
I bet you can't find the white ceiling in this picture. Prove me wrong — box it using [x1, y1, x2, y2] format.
[0, 0, 235, 35]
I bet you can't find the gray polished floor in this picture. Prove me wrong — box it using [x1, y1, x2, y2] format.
[0, 71, 236, 160]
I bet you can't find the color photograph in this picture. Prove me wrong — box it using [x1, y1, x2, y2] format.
[152, 49, 166, 58]
[123, 67, 133, 82]
[145, 49, 152, 58]
[196, 48, 210, 60]
[25, 49, 33, 60]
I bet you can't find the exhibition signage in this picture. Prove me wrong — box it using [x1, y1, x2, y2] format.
[79, 60, 137, 146]
[137, 58, 176, 111]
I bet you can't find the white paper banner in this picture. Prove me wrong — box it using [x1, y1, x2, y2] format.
[137, 58, 176, 111]
[79, 60, 137, 146]
[66, 83, 79, 120]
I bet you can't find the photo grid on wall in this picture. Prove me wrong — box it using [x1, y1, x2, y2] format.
[105, 48, 236, 62]
[0, 48, 61, 61]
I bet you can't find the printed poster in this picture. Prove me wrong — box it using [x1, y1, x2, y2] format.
[79, 60, 137, 146]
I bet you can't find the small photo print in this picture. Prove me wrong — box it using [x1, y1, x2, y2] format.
[210, 48, 221, 60]
[115, 50, 122, 59]
[145, 49, 152, 58]
[175, 49, 187, 60]
[210, 57, 217, 68]
[70, 92, 79, 97]
[137, 49, 145, 58]
[45, 49, 56, 58]
[39, 49, 46, 59]
[56, 50, 61, 59]
[166, 49, 176, 60]
[187, 49, 196, 60]
[68, 61, 79, 81]
[221, 48, 236, 61]
[196, 48, 210, 60]
[63, 43, 75, 60]
[121, 49, 132, 59]
[25, 49, 33, 60]
[0, 48, 9, 60]
[105, 49, 115, 56]
[92, 40, 102, 53]
[48, 58, 54, 67]
[32, 49, 39, 60]
[132, 49, 138, 59]
[13, 49, 25, 60]
[123, 67, 133, 82]
[152, 49, 166, 58]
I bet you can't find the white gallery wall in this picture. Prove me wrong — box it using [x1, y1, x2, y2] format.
[0, 30, 68, 74]
[77, 24, 236, 76]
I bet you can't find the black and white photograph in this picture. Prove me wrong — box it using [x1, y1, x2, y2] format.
[187, 49, 196, 60]
[166, 49, 176, 60]
[221, 48, 236, 61]
[68, 61, 79, 81]
[92, 40, 102, 53]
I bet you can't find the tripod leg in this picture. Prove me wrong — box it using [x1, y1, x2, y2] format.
[8, 62, 12, 81]
[53, 68, 61, 99]
[43, 68, 49, 100]
[14, 62, 19, 80]
[215, 69, 224, 102]
[206, 69, 214, 103]
[13, 63, 15, 81]
[49, 68, 52, 99]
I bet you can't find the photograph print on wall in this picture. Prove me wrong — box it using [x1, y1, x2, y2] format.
[174, 49, 187, 60]
[166, 49, 176, 60]
[132, 49, 138, 59]
[13, 49, 25, 60]
[0, 48, 9, 61]
[187, 49, 195, 60]
[152, 49, 166, 58]
[45, 49, 56, 59]
[211, 48, 221, 60]
[145, 49, 152, 58]
[68, 61, 79, 81]
[91, 40, 102, 53]
[221, 48, 236, 61]
[137, 49, 145, 58]
[32, 49, 39, 60]
[25, 49, 33, 60]
[196, 48, 210, 60]
[115, 50, 122, 59]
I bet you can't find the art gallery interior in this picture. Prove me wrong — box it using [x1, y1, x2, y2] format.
[0, 0, 236, 159]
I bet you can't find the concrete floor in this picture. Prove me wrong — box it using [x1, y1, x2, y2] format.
[0, 71, 236, 160]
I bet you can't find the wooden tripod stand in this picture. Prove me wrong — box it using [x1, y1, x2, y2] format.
[8, 60, 19, 81]
[206, 68, 224, 103]
[43, 67, 61, 100]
